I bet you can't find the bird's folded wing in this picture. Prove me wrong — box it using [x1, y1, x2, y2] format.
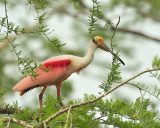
[13, 59, 72, 92]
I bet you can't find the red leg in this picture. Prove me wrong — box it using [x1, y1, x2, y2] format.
[56, 83, 64, 107]
[39, 86, 48, 110]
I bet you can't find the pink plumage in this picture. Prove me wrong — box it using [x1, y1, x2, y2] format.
[13, 56, 72, 94]
[13, 55, 74, 109]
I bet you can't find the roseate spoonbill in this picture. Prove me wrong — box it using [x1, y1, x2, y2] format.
[13, 36, 125, 110]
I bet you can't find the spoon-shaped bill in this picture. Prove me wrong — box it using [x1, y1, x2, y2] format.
[99, 43, 125, 65]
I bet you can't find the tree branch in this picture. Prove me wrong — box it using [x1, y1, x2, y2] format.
[38, 67, 160, 128]
[64, 105, 72, 128]
[111, 26, 160, 43]
[0, 107, 16, 114]
[2, 117, 33, 128]
[0, 105, 23, 115]
[59, 9, 160, 43]
[4, 0, 9, 38]
[134, 5, 160, 23]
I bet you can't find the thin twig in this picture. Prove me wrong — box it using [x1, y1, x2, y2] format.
[6, 117, 11, 128]
[139, 88, 143, 102]
[92, 115, 107, 121]
[70, 113, 72, 128]
[64, 105, 72, 128]
[2, 117, 33, 128]
[109, 16, 120, 65]
[150, 72, 160, 83]
[4, 0, 9, 38]
[127, 82, 160, 101]
[110, 16, 120, 52]
[38, 67, 160, 128]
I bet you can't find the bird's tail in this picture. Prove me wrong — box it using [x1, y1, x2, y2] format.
[19, 90, 27, 96]
[19, 85, 40, 96]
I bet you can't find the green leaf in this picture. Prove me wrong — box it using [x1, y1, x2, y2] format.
[152, 56, 160, 68]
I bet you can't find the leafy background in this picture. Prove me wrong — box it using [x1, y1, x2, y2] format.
[0, 0, 160, 127]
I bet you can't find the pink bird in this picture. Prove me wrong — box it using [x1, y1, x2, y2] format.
[13, 36, 125, 110]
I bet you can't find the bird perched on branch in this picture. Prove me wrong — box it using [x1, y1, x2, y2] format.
[13, 36, 125, 110]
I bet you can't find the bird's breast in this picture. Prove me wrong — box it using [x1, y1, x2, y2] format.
[69, 57, 87, 74]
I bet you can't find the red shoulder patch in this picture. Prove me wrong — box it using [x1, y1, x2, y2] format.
[43, 59, 71, 70]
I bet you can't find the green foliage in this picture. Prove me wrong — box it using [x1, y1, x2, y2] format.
[68, 94, 160, 128]
[88, 1, 98, 33]
[151, 56, 160, 82]
[88, 0, 111, 33]
[99, 59, 122, 92]
[10, 39, 39, 79]
[34, 11, 66, 52]
[152, 56, 160, 68]
[14, 108, 35, 122]
[0, 87, 6, 96]
[2, 101, 19, 110]
[0, 17, 26, 36]
[72, 0, 80, 9]
[0, 120, 4, 128]
[42, 95, 60, 119]
[27, 0, 49, 10]
[1, 94, 160, 127]
[88, 0, 113, 34]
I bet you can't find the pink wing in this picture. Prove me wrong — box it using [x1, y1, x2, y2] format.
[13, 57, 72, 93]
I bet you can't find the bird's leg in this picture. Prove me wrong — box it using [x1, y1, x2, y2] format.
[57, 88, 64, 106]
[39, 86, 48, 110]
[56, 83, 64, 107]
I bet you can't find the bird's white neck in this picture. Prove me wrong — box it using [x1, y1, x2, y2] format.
[81, 40, 98, 67]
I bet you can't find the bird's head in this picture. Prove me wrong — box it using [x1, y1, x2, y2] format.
[92, 36, 125, 65]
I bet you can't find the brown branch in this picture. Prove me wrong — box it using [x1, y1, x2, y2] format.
[2, 117, 33, 128]
[65, 1, 160, 43]
[134, 5, 160, 23]
[64, 105, 72, 128]
[6, 117, 11, 128]
[38, 67, 160, 128]
[111, 26, 160, 42]
[0, 106, 23, 114]
[0, 107, 15, 114]
[59, 9, 160, 43]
